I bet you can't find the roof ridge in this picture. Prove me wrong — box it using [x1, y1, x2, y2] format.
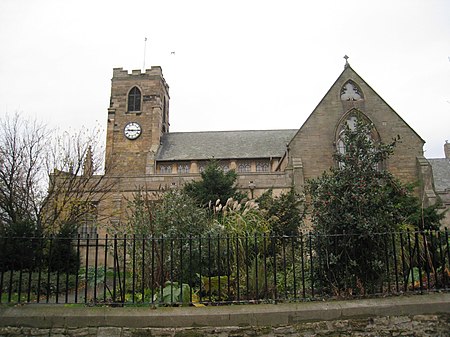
[165, 129, 297, 135]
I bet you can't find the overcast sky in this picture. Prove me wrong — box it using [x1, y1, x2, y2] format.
[0, 0, 449, 158]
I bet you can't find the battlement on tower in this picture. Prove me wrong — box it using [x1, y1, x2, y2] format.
[111, 67, 169, 92]
[112, 66, 164, 78]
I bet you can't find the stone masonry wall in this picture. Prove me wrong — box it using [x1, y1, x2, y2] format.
[289, 66, 425, 187]
[1, 314, 449, 336]
[1, 294, 450, 337]
[106, 67, 169, 176]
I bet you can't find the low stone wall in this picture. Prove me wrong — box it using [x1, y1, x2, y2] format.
[1, 314, 449, 336]
[1, 293, 449, 336]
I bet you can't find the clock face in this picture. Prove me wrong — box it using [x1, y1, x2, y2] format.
[124, 122, 142, 140]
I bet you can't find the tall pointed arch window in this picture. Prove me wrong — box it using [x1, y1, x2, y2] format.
[79, 202, 98, 240]
[128, 87, 141, 112]
[336, 115, 358, 156]
[335, 111, 381, 168]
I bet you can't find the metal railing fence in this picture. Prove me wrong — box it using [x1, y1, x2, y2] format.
[1, 229, 449, 306]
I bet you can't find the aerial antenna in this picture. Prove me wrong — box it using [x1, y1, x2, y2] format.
[143, 37, 148, 72]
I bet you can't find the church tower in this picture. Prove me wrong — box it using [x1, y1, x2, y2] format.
[105, 67, 169, 175]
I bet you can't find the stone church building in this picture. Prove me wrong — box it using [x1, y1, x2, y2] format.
[83, 60, 449, 235]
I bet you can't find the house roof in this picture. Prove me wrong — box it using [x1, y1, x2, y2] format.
[429, 158, 450, 192]
[156, 129, 297, 161]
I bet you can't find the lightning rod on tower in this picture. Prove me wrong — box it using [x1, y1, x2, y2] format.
[143, 37, 148, 72]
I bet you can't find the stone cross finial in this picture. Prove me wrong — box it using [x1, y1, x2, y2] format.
[344, 55, 349, 68]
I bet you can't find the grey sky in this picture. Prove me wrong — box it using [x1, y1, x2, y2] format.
[0, 0, 449, 157]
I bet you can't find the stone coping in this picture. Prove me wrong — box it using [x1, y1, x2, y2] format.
[0, 293, 449, 328]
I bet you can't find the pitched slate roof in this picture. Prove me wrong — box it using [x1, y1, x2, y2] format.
[156, 130, 297, 161]
[429, 159, 450, 191]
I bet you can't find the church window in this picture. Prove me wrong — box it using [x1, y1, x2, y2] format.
[340, 81, 363, 101]
[336, 115, 362, 159]
[199, 162, 229, 173]
[256, 161, 270, 172]
[238, 162, 251, 173]
[128, 87, 141, 112]
[178, 163, 190, 174]
[335, 112, 381, 169]
[337, 138, 345, 156]
[160, 164, 172, 174]
[79, 203, 98, 240]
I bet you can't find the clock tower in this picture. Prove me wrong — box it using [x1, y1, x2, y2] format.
[105, 67, 170, 176]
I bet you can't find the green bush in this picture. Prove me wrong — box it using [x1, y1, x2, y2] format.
[184, 160, 245, 207]
[307, 119, 404, 294]
[257, 188, 305, 237]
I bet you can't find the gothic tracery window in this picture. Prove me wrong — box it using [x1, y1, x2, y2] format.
[79, 202, 98, 240]
[337, 116, 358, 156]
[199, 162, 229, 173]
[336, 115, 364, 155]
[178, 163, 190, 174]
[221, 164, 230, 173]
[340, 81, 363, 101]
[160, 164, 172, 174]
[335, 112, 381, 169]
[128, 86, 141, 112]
[256, 161, 270, 172]
[238, 162, 251, 173]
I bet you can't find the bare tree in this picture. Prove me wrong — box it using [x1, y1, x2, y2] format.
[0, 113, 114, 237]
[42, 125, 115, 235]
[0, 113, 48, 235]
